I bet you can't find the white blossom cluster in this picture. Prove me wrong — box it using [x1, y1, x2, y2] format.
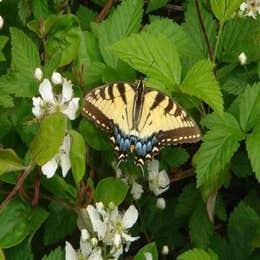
[66, 202, 139, 259]
[240, 0, 260, 18]
[32, 68, 79, 178]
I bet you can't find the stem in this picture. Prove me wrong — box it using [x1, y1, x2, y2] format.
[170, 168, 195, 182]
[213, 23, 224, 63]
[194, 0, 214, 61]
[0, 161, 35, 211]
[95, 0, 114, 23]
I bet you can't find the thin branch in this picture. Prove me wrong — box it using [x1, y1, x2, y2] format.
[95, 0, 114, 23]
[170, 168, 195, 182]
[31, 168, 41, 206]
[165, 4, 184, 12]
[0, 162, 34, 211]
[194, 0, 214, 61]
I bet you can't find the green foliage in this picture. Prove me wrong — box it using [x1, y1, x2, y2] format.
[94, 177, 129, 207]
[69, 130, 86, 187]
[177, 248, 218, 260]
[0, 36, 8, 62]
[29, 113, 66, 165]
[134, 242, 158, 260]
[0, 148, 24, 175]
[146, 0, 169, 13]
[42, 247, 64, 260]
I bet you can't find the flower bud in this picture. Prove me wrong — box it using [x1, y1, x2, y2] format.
[162, 245, 169, 255]
[238, 52, 247, 65]
[108, 201, 116, 210]
[113, 233, 121, 248]
[156, 197, 166, 210]
[81, 229, 90, 242]
[0, 16, 4, 30]
[34, 67, 43, 81]
[51, 71, 62, 85]
[90, 237, 98, 247]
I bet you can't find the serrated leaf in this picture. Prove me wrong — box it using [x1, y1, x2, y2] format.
[110, 32, 181, 90]
[228, 202, 259, 259]
[177, 248, 218, 260]
[134, 242, 158, 260]
[42, 247, 64, 260]
[69, 130, 86, 187]
[183, 0, 216, 59]
[29, 207, 49, 238]
[4, 239, 33, 260]
[189, 201, 214, 248]
[0, 148, 24, 175]
[144, 18, 193, 57]
[0, 36, 8, 61]
[94, 177, 128, 207]
[239, 83, 260, 132]
[31, 0, 49, 19]
[181, 60, 224, 115]
[76, 5, 97, 31]
[29, 113, 66, 165]
[194, 113, 244, 187]
[0, 199, 31, 248]
[44, 202, 77, 245]
[10, 27, 40, 76]
[246, 123, 260, 182]
[91, 0, 143, 68]
[146, 0, 168, 13]
[174, 183, 200, 219]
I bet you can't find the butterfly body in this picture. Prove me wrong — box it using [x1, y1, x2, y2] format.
[82, 80, 201, 166]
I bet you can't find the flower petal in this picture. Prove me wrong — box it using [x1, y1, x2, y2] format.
[39, 79, 55, 104]
[88, 248, 103, 260]
[41, 157, 58, 178]
[144, 252, 153, 260]
[62, 78, 73, 102]
[87, 205, 106, 240]
[51, 71, 63, 85]
[240, 2, 248, 11]
[62, 97, 79, 120]
[65, 241, 77, 260]
[122, 205, 138, 229]
[147, 159, 159, 174]
[32, 97, 44, 118]
[131, 181, 143, 200]
[158, 170, 170, 188]
[60, 152, 71, 177]
[80, 240, 92, 258]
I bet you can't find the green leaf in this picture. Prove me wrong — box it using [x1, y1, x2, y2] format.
[174, 183, 200, 219]
[29, 113, 66, 166]
[177, 248, 218, 260]
[210, 0, 243, 23]
[0, 249, 5, 260]
[189, 201, 214, 248]
[134, 242, 158, 260]
[146, 0, 168, 13]
[0, 148, 24, 175]
[183, 0, 216, 59]
[42, 247, 64, 260]
[76, 5, 97, 31]
[0, 36, 8, 61]
[239, 83, 260, 132]
[79, 120, 111, 151]
[246, 123, 260, 182]
[69, 130, 86, 187]
[10, 27, 40, 76]
[181, 60, 224, 115]
[31, 0, 49, 19]
[46, 14, 81, 67]
[194, 113, 244, 187]
[4, 239, 33, 260]
[110, 32, 181, 90]
[91, 0, 143, 68]
[228, 202, 259, 259]
[94, 177, 129, 208]
[145, 17, 193, 57]
[85, 62, 107, 88]
[44, 202, 77, 245]
[0, 199, 31, 248]
[29, 207, 49, 238]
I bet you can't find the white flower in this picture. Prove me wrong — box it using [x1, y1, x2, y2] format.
[148, 160, 170, 196]
[130, 180, 143, 200]
[51, 71, 63, 85]
[156, 197, 166, 210]
[240, 0, 260, 18]
[162, 245, 169, 255]
[86, 202, 139, 259]
[41, 134, 71, 178]
[65, 241, 77, 260]
[32, 76, 79, 120]
[238, 52, 247, 65]
[34, 67, 43, 81]
[0, 16, 4, 29]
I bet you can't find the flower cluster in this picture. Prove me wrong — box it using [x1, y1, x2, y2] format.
[240, 0, 260, 18]
[32, 68, 79, 179]
[66, 202, 139, 259]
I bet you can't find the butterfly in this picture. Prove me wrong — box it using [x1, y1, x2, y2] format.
[82, 80, 201, 167]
